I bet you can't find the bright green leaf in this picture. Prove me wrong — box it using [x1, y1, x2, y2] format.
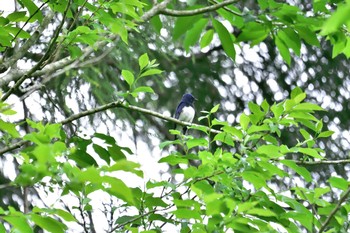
[139, 53, 149, 70]
[280, 160, 312, 182]
[239, 113, 250, 131]
[122, 70, 134, 88]
[329, 177, 348, 191]
[139, 68, 162, 78]
[318, 130, 334, 138]
[210, 104, 220, 113]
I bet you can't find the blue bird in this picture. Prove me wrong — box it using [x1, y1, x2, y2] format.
[174, 93, 196, 135]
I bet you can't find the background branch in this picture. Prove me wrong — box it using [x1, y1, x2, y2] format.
[160, 0, 239, 17]
[318, 186, 350, 233]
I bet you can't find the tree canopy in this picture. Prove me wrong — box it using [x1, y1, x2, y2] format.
[0, 0, 350, 232]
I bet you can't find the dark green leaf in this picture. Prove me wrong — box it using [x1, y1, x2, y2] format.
[200, 29, 214, 48]
[173, 15, 202, 40]
[212, 19, 236, 60]
[275, 34, 291, 65]
[183, 18, 208, 52]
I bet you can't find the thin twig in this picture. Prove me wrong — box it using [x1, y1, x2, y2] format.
[318, 186, 350, 233]
[2, 1, 49, 58]
[1, 0, 72, 102]
[160, 0, 239, 17]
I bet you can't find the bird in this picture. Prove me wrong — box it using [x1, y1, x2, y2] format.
[174, 93, 196, 135]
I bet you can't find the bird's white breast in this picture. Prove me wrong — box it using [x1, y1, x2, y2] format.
[178, 106, 195, 123]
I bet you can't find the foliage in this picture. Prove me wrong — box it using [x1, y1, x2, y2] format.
[1, 0, 350, 232]
[1, 84, 349, 232]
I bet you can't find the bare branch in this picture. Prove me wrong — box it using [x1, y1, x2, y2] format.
[1, 0, 72, 102]
[318, 186, 350, 233]
[160, 0, 240, 17]
[0, 11, 54, 75]
[295, 159, 350, 165]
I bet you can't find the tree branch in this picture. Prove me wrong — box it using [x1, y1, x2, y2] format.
[0, 0, 172, 95]
[1, 0, 72, 102]
[0, 11, 54, 75]
[318, 186, 350, 233]
[295, 159, 350, 165]
[160, 0, 240, 17]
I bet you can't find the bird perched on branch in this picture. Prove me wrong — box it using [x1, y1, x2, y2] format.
[174, 93, 196, 135]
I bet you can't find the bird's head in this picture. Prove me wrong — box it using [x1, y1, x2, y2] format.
[182, 93, 197, 104]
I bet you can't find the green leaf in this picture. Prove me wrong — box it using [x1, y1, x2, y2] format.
[212, 19, 236, 60]
[256, 144, 282, 158]
[271, 103, 284, 119]
[292, 103, 324, 111]
[297, 147, 323, 159]
[6, 11, 27, 22]
[0, 119, 20, 138]
[321, 2, 350, 35]
[172, 208, 201, 220]
[247, 124, 269, 134]
[122, 70, 134, 88]
[31, 214, 67, 233]
[55, 209, 77, 222]
[3, 216, 33, 233]
[293, 94, 307, 105]
[329, 177, 348, 191]
[132, 86, 154, 95]
[210, 104, 220, 113]
[144, 196, 168, 208]
[277, 28, 301, 56]
[295, 25, 320, 47]
[318, 130, 334, 138]
[139, 68, 162, 78]
[200, 29, 214, 48]
[222, 125, 243, 140]
[242, 171, 267, 189]
[146, 180, 176, 190]
[173, 15, 202, 40]
[239, 113, 250, 131]
[18, 0, 43, 22]
[183, 18, 208, 52]
[186, 138, 208, 149]
[158, 154, 189, 165]
[103, 176, 135, 205]
[107, 160, 143, 177]
[138, 53, 149, 70]
[275, 34, 291, 65]
[291, 87, 304, 99]
[280, 160, 312, 182]
[236, 22, 269, 44]
[93, 144, 110, 164]
[213, 132, 235, 146]
[150, 15, 162, 34]
[247, 208, 277, 217]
